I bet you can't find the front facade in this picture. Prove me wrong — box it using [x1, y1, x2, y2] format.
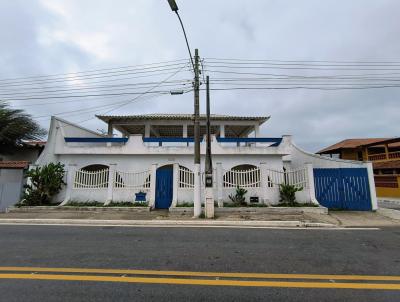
[36, 114, 318, 208]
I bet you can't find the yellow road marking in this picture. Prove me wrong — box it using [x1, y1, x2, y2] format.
[0, 273, 399, 290]
[0, 267, 399, 282]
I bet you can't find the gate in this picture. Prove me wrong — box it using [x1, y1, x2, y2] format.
[155, 165, 173, 209]
[313, 168, 372, 210]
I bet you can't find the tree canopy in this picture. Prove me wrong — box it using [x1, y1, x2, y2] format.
[0, 102, 46, 154]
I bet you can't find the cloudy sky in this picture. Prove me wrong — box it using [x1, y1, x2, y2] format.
[1, 0, 399, 151]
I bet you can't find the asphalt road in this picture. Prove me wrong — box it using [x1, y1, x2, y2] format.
[0, 225, 399, 301]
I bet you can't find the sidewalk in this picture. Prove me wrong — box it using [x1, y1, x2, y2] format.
[1, 207, 399, 228]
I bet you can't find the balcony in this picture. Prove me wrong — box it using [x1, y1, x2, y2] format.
[368, 151, 400, 161]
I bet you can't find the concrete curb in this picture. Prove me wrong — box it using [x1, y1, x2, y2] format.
[377, 208, 400, 221]
[0, 218, 337, 228]
[170, 206, 328, 215]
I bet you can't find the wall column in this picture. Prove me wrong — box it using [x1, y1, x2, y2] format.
[60, 164, 76, 206]
[172, 163, 179, 207]
[104, 164, 116, 205]
[384, 144, 389, 160]
[260, 162, 269, 204]
[149, 163, 158, 208]
[366, 162, 378, 210]
[182, 124, 188, 138]
[305, 163, 319, 205]
[216, 162, 223, 207]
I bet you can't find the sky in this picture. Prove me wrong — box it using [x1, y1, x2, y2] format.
[0, 0, 399, 152]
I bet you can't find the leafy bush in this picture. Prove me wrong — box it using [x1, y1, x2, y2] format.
[21, 163, 66, 206]
[279, 184, 303, 206]
[228, 186, 248, 206]
[66, 201, 104, 207]
[176, 202, 194, 207]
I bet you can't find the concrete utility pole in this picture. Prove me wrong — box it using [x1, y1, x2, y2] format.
[193, 49, 202, 218]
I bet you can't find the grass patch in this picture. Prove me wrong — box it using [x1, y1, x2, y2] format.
[176, 202, 194, 207]
[273, 202, 319, 207]
[66, 201, 104, 207]
[223, 202, 268, 207]
[65, 201, 148, 207]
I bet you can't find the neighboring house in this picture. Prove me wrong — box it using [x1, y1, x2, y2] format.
[317, 138, 400, 198]
[35, 114, 377, 211]
[0, 141, 45, 211]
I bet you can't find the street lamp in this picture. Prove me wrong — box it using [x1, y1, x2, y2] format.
[167, 0, 201, 218]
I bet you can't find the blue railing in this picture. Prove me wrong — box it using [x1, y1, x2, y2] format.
[64, 137, 282, 146]
[64, 137, 128, 143]
[216, 137, 282, 146]
[143, 137, 203, 143]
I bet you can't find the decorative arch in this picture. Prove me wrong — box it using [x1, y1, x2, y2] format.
[223, 164, 260, 188]
[80, 164, 109, 172]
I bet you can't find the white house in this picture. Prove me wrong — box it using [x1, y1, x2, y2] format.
[35, 113, 377, 211]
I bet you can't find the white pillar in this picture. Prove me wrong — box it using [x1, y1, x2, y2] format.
[172, 163, 179, 207]
[193, 163, 201, 217]
[60, 164, 76, 206]
[220, 124, 225, 138]
[260, 162, 269, 204]
[145, 124, 150, 138]
[366, 162, 378, 210]
[205, 187, 214, 218]
[305, 163, 319, 205]
[216, 162, 223, 207]
[254, 124, 260, 138]
[182, 124, 188, 138]
[149, 163, 158, 208]
[104, 164, 116, 205]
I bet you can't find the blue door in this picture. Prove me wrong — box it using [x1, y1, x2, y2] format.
[155, 165, 173, 209]
[313, 168, 372, 210]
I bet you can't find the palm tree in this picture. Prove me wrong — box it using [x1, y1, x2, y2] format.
[0, 102, 46, 154]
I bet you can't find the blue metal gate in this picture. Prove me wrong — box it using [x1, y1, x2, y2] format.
[313, 168, 372, 210]
[155, 165, 173, 209]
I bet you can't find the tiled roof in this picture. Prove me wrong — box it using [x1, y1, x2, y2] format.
[0, 161, 29, 169]
[318, 138, 393, 154]
[96, 114, 270, 123]
[23, 140, 46, 147]
[373, 160, 400, 170]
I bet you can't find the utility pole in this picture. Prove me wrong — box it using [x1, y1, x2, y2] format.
[193, 49, 201, 218]
[204, 75, 214, 218]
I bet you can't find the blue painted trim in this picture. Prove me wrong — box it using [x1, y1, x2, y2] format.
[143, 137, 202, 143]
[64, 137, 128, 143]
[216, 137, 282, 146]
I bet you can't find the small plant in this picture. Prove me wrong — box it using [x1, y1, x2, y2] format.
[228, 186, 248, 206]
[21, 163, 66, 206]
[279, 184, 303, 206]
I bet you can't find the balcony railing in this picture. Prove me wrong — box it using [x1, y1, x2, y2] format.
[64, 137, 282, 147]
[368, 151, 400, 161]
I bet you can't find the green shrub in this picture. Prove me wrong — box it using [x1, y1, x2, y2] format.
[66, 201, 104, 207]
[279, 184, 303, 206]
[228, 186, 248, 206]
[106, 201, 148, 207]
[21, 163, 66, 206]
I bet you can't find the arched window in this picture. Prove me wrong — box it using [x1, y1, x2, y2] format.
[81, 164, 109, 172]
[179, 165, 194, 188]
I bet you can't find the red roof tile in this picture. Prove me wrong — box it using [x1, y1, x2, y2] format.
[0, 161, 29, 169]
[318, 138, 394, 154]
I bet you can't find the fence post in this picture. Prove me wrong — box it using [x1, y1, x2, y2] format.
[366, 162, 378, 210]
[260, 163, 268, 204]
[172, 163, 179, 207]
[305, 163, 319, 205]
[149, 163, 158, 208]
[60, 164, 76, 206]
[216, 162, 223, 207]
[105, 164, 116, 205]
